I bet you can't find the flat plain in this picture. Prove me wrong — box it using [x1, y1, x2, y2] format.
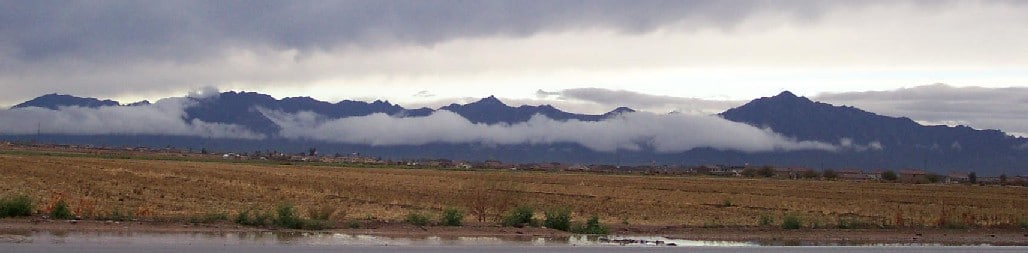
[1, 148, 1026, 230]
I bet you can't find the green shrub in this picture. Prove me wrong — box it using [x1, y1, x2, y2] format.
[50, 199, 73, 219]
[0, 195, 33, 218]
[275, 203, 304, 229]
[440, 207, 464, 226]
[782, 214, 802, 229]
[836, 217, 872, 229]
[882, 170, 898, 181]
[406, 212, 431, 226]
[346, 220, 361, 229]
[192, 211, 228, 223]
[501, 206, 534, 227]
[302, 219, 330, 230]
[544, 207, 572, 231]
[251, 211, 271, 226]
[758, 213, 774, 226]
[572, 215, 609, 234]
[721, 199, 733, 208]
[234, 209, 252, 225]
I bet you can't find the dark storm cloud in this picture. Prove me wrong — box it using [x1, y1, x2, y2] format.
[815, 84, 1028, 136]
[0, 0, 859, 63]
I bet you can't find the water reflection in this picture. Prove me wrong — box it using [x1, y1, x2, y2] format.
[0, 231, 1010, 248]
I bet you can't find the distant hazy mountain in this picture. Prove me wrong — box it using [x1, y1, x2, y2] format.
[183, 91, 434, 135]
[11, 93, 120, 109]
[439, 95, 634, 124]
[5, 91, 1026, 175]
[721, 91, 1026, 172]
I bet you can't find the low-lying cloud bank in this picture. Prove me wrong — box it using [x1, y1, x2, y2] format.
[262, 109, 842, 153]
[0, 98, 263, 139]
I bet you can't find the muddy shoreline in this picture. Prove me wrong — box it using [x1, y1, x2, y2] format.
[2, 218, 1026, 246]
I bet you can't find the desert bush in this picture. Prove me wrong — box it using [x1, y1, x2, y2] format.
[836, 217, 872, 229]
[544, 207, 572, 231]
[782, 214, 802, 229]
[758, 167, 775, 177]
[0, 195, 33, 218]
[721, 199, 733, 208]
[758, 213, 774, 226]
[50, 199, 73, 219]
[822, 169, 838, 180]
[440, 207, 464, 226]
[346, 220, 361, 229]
[275, 203, 304, 229]
[501, 206, 534, 227]
[406, 212, 431, 226]
[234, 209, 252, 225]
[882, 170, 898, 181]
[572, 215, 609, 234]
[191, 211, 228, 223]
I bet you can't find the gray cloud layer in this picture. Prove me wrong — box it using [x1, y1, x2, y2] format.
[538, 88, 743, 114]
[0, 0, 855, 62]
[262, 109, 838, 153]
[815, 84, 1028, 137]
[0, 97, 263, 139]
[3, 0, 984, 105]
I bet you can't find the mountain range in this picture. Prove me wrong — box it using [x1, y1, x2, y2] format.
[4, 91, 1026, 175]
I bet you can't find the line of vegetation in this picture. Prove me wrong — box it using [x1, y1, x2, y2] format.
[405, 212, 431, 226]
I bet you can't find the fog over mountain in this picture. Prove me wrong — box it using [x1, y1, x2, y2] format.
[2, 89, 1026, 175]
[262, 109, 835, 153]
[0, 95, 261, 139]
[0, 90, 839, 154]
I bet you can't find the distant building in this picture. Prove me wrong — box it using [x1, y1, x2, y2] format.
[773, 167, 811, 179]
[899, 169, 928, 183]
[838, 169, 865, 181]
[946, 172, 970, 184]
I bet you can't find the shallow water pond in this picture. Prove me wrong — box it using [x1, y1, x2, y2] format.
[1, 231, 1025, 253]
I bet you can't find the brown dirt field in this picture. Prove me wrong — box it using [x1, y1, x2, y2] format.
[1, 150, 1027, 230]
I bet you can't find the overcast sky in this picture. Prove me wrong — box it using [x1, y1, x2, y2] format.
[1, 0, 1026, 135]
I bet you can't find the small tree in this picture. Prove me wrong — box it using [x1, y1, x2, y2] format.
[999, 174, 1008, 185]
[801, 170, 820, 179]
[440, 207, 464, 226]
[968, 172, 977, 184]
[882, 170, 898, 181]
[544, 207, 571, 231]
[822, 169, 838, 180]
[741, 168, 757, 177]
[758, 166, 775, 177]
[50, 199, 72, 219]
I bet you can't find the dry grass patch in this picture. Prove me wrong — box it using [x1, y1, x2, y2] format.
[1, 153, 1026, 228]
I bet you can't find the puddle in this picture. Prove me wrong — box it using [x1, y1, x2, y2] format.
[3, 231, 1026, 253]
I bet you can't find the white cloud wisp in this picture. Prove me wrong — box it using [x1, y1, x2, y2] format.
[262, 109, 840, 153]
[0, 98, 264, 139]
